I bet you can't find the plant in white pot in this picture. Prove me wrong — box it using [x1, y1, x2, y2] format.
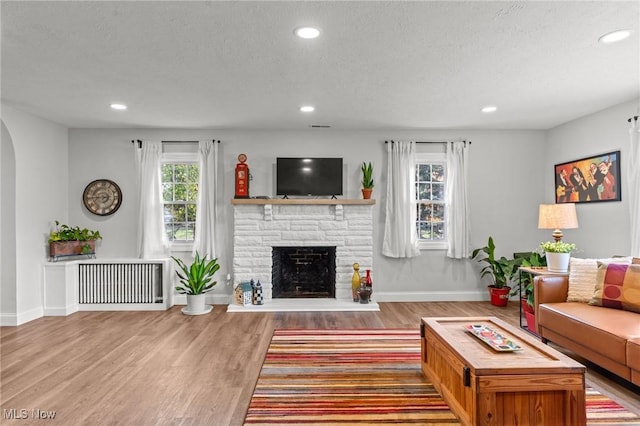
[172, 252, 220, 315]
[539, 241, 576, 273]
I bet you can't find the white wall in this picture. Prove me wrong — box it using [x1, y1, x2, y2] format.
[1, 104, 68, 325]
[545, 99, 639, 258]
[69, 128, 547, 301]
[2, 99, 635, 325]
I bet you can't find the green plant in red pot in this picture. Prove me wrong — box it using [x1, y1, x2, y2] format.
[510, 251, 547, 312]
[471, 237, 517, 307]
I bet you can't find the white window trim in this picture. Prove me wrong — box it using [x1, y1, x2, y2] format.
[415, 152, 447, 250]
[161, 152, 199, 252]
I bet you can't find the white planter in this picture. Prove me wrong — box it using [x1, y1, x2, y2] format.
[546, 252, 571, 273]
[182, 294, 213, 315]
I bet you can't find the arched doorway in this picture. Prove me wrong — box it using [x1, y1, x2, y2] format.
[1, 120, 17, 319]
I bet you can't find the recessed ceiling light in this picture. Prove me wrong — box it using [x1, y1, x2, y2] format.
[299, 105, 315, 113]
[294, 27, 320, 39]
[110, 103, 127, 110]
[481, 105, 497, 113]
[598, 29, 632, 44]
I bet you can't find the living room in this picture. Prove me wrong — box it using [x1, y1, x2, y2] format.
[1, 1, 639, 424]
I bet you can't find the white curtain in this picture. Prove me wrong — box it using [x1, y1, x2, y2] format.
[135, 141, 169, 259]
[192, 140, 219, 258]
[382, 141, 420, 258]
[445, 141, 471, 259]
[629, 117, 640, 256]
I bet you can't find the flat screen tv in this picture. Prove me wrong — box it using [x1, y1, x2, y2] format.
[276, 157, 343, 197]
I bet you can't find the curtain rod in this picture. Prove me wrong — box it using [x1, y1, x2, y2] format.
[385, 140, 471, 145]
[130, 139, 221, 148]
[628, 116, 639, 122]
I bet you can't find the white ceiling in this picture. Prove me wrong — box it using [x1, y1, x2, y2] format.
[1, 1, 639, 130]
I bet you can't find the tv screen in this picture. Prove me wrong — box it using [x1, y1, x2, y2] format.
[276, 158, 343, 197]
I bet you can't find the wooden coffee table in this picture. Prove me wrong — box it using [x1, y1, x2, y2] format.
[421, 316, 586, 426]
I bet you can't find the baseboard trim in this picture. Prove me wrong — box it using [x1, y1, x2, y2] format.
[374, 290, 488, 302]
[0, 313, 18, 326]
[1, 306, 44, 326]
[44, 304, 79, 316]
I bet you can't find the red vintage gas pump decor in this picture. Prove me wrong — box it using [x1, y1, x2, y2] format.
[235, 153, 249, 198]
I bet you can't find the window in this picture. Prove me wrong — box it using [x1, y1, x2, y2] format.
[415, 153, 447, 249]
[161, 155, 199, 246]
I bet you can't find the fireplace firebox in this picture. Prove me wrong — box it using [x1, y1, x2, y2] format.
[271, 246, 336, 298]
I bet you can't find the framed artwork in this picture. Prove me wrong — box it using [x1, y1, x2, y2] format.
[555, 150, 621, 204]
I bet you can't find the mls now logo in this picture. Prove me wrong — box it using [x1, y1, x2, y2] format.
[3, 409, 28, 419]
[3, 408, 56, 420]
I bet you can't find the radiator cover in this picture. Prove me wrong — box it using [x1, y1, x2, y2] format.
[78, 263, 163, 304]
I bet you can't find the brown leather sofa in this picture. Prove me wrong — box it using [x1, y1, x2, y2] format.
[533, 275, 640, 386]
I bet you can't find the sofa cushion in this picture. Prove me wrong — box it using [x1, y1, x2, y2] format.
[538, 302, 640, 364]
[628, 338, 640, 371]
[567, 257, 631, 303]
[589, 263, 640, 313]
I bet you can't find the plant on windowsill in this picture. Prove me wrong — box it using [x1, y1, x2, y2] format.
[172, 251, 220, 316]
[361, 162, 374, 199]
[471, 236, 517, 307]
[539, 241, 577, 273]
[48, 220, 102, 261]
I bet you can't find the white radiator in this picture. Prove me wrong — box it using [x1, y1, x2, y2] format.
[78, 263, 163, 304]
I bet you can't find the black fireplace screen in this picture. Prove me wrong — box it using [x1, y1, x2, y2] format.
[271, 246, 336, 298]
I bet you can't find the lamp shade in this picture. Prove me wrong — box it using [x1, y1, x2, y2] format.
[538, 203, 578, 241]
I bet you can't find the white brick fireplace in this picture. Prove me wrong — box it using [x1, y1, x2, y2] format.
[230, 199, 375, 310]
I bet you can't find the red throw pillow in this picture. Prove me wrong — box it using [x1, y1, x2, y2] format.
[589, 262, 640, 313]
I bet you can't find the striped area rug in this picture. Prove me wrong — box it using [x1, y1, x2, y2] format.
[244, 329, 640, 425]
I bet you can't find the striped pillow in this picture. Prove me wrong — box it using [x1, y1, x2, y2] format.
[567, 257, 631, 303]
[589, 262, 640, 313]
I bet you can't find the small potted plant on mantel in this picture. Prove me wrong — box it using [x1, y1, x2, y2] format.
[361, 162, 374, 199]
[48, 220, 102, 261]
[172, 252, 220, 315]
[471, 237, 517, 307]
[539, 241, 577, 273]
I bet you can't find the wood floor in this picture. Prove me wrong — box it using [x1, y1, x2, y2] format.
[1, 302, 639, 425]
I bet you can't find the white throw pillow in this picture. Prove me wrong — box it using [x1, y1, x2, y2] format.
[567, 257, 632, 302]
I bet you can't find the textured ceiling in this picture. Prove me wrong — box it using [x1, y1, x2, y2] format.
[1, 1, 639, 130]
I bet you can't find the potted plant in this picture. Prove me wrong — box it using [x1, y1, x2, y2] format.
[510, 252, 547, 332]
[361, 162, 374, 199]
[172, 251, 220, 315]
[48, 220, 102, 261]
[471, 237, 516, 307]
[510, 251, 547, 311]
[539, 241, 576, 273]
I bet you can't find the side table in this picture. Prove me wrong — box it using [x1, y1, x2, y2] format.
[517, 266, 569, 336]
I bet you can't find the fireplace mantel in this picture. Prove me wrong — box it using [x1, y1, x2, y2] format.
[231, 198, 375, 206]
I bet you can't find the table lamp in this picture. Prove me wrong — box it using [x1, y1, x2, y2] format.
[538, 203, 579, 242]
